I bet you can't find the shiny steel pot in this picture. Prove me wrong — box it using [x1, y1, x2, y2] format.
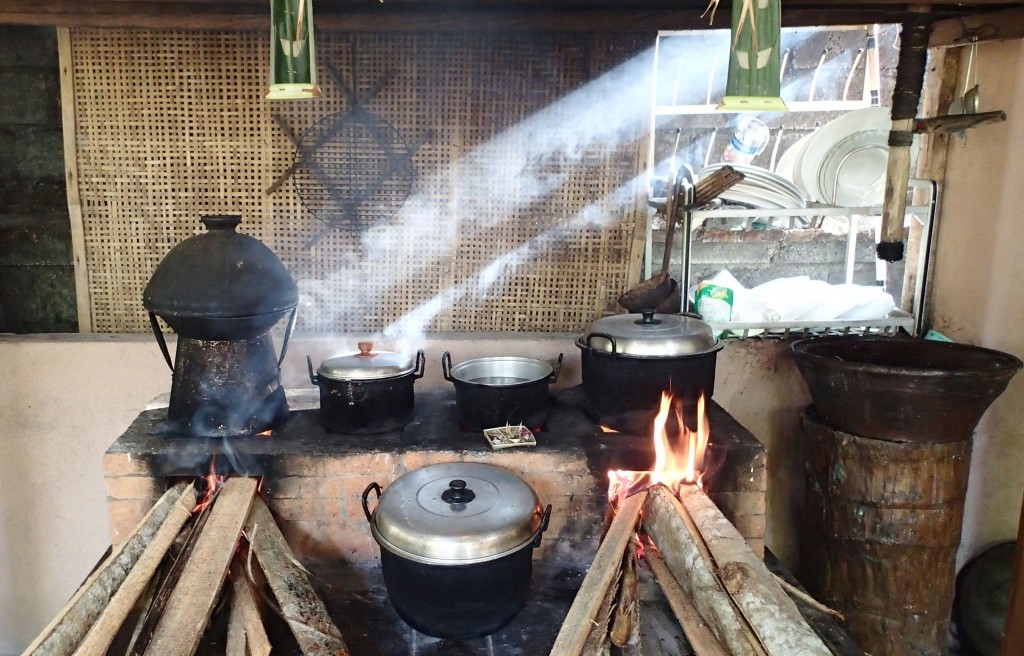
[307, 343, 425, 434]
[577, 311, 723, 432]
[362, 463, 552, 640]
[441, 352, 563, 431]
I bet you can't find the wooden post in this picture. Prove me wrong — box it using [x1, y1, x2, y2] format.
[146, 478, 258, 656]
[549, 491, 647, 656]
[22, 484, 195, 656]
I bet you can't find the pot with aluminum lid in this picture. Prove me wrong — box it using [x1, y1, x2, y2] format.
[576, 311, 724, 432]
[361, 462, 551, 640]
[307, 342, 425, 434]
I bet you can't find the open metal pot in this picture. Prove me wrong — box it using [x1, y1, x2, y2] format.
[362, 463, 551, 640]
[307, 343, 425, 434]
[577, 311, 723, 432]
[441, 352, 562, 431]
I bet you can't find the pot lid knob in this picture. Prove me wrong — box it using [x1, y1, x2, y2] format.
[441, 479, 476, 505]
[356, 341, 375, 357]
[200, 215, 242, 231]
[636, 310, 662, 325]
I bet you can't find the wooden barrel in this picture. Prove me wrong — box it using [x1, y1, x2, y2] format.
[801, 410, 972, 656]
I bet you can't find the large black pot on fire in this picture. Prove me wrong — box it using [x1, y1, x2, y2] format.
[577, 311, 723, 433]
[441, 352, 562, 431]
[307, 343, 425, 434]
[143, 215, 298, 438]
[362, 463, 551, 640]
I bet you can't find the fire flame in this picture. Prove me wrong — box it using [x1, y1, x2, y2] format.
[193, 456, 226, 514]
[608, 392, 710, 504]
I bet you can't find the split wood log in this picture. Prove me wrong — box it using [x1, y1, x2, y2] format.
[146, 477, 258, 656]
[581, 568, 621, 655]
[74, 484, 198, 656]
[245, 497, 350, 655]
[549, 490, 647, 656]
[229, 560, 271, 656]
[675, 485, 832, 656]
[609, 539, 640, 652]
[644, 539, 729, 656]
[226, 589, 247, 656]
[913, 110, 1006, 135]
[642, 486, 764, 656]
[22, 483, 196, 656]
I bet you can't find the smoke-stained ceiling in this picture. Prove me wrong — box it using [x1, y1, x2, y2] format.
[0, 0, 1021, 34]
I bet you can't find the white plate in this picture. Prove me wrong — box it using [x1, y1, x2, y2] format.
[796, 107, 892, 203]
[700, 164, 805, 206]
[774, 132, 816, 194]
[815, 129, 889, 206]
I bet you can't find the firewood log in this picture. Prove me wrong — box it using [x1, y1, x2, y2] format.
[22, 483, 196, 656]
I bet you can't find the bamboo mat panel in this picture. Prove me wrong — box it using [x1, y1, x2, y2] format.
[67, 29, 649, 334]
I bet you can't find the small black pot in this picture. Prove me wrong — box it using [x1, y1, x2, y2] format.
[308, 349, 425, 434]
[362, 464, 552, 640]
[441, 352, 562, 431]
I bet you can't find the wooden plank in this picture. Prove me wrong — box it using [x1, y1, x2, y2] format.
[549, 491, 647, 656]
[56, 27, 91, 332]
[245, 497, 350, 655]
[229, 561, 271, 656]
[1002, 493, 1024, 656]
[930, 6, 1024, 47]
[146, 478, 258, 656]
[22, 484, 193, 656]
[74, 486, 198, 656]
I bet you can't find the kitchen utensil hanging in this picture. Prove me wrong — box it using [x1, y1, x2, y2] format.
[268, 62, 431, 247]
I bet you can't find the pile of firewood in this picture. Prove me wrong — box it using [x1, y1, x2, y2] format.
[23, 479, 349, 656]
[549, 484, 836, 656]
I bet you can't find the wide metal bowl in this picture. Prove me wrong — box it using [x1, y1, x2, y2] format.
[441, 353, 563, 431]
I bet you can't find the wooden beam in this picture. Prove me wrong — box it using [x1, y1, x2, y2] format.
[930, 6, 1024, 47]
[22, 484, 195, 656]
[549, 491, 647, 656]
[245, 497, 351, 655]
[146, 478, 258, 656]
[56, 27, 92, 332]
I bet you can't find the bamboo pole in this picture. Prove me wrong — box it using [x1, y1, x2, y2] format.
[549, 491, 648, 656]
[22, 484, 195, 656]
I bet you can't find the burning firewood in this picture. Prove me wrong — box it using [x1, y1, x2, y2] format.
[244, 496, 351, 655]
[22, 483, 197, 656]
[548, 490, 648, 656]
[146, 477, 259, 656]
[227, 560, 271, 656]
[609, 538, 641, 654]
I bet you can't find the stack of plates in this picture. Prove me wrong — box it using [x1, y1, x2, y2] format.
[698, 163, 807, 210]
[775, 107, 917, 207]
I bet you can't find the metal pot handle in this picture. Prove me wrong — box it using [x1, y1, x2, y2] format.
[531, 504, 553, 548]
[413, 350, 426, 379]
[585, 332, 619, 356]
[361, 482, 382, 525]
[306, 355, 319, 385]
[441, 351, 454, 382]
[148, 312, 175, 372]
[277, 306, 298, 367]
[547, 353, 564, 382]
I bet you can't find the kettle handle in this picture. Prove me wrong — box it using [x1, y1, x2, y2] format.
[277, 307, 298, 367]
[361, 482, 382, 525]
[531, 504, 553, 548]
[441, 351, 454, 382]
[413, 350, 426, 379]
[148, 312, 174, 372]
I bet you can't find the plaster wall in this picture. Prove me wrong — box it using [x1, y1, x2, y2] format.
[0, 334, 806, 653]
[929, 39, 1024, 566]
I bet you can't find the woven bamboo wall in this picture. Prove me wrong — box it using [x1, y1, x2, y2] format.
[66, 29, 651, 334]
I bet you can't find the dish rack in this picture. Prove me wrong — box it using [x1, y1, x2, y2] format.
[645, 178, 938, 340]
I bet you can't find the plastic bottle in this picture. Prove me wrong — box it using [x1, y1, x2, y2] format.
[721, 116, 770, 165]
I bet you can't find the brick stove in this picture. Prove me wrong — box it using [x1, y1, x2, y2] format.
[103, 386, 766, 653]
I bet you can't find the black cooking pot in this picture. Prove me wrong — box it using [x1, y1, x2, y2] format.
[307, 343, 425, 434]
[577, 311, 723, 432]
[441, 352, 562, 431]
[362, 463, 551, 640]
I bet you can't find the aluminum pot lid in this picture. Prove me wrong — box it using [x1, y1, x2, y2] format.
[372, 462, 543, 565]
[318, 342, 416, 380]
[581, 311, 721, 357]
[143, 215, 298, 320]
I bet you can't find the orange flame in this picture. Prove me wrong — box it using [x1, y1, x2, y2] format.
[608, 392, 710, 503]
[599, 425, 619, 433]
[193, 456, 226, 514]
